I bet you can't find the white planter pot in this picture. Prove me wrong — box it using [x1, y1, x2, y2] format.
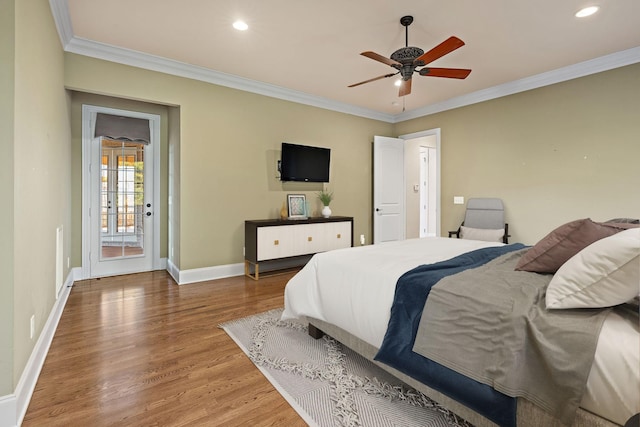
[321, 205, 332, 218]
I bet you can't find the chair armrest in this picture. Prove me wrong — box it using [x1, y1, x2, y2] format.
[448, 230, 460, 238]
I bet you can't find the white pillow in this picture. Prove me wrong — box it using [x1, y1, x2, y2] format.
[546, 228, 640, 309]
[459, 225, 505, 242]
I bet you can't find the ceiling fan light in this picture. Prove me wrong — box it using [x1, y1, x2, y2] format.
[233, 20, 249, 31]
[575, 6, 599, 18]
[394, 80, 402, 87]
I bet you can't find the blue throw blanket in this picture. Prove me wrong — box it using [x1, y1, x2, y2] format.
[375, 244, 526, 427]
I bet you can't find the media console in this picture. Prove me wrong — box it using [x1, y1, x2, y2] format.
[244, 216, 354, 280]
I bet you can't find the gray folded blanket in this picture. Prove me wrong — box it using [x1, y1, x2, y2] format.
[412, 249, 609, 425]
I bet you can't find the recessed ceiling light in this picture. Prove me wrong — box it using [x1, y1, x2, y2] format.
[575, 6, 599, 18]
[233, 20, 249, 31]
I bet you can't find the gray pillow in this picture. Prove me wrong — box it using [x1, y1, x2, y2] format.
[515, 218, 624, 274]
[605, 218, 640, 224]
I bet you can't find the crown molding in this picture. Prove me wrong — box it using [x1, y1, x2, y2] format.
[48, 0, 73, 48]
[64, 36, 395, 123]
[393, 46, 640, 122]
[50, 0, 639, 124]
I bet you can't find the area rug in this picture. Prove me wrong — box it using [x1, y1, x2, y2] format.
[220, 308, 472, 427]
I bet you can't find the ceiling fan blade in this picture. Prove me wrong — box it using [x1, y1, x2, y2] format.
[361, 51, 402, 67]
[419, 67, 472, 79]
[398, 78, 412, 97]
[414, 36, 465, 66]
[348, 73, 397, 88]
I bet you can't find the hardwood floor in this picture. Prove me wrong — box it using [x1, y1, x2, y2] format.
[22, 270, 306, 427]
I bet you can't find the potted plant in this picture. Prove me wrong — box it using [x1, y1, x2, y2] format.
[317, 189, 333, 218]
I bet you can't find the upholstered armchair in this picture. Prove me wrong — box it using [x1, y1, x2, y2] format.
[448, 198, 510, 243]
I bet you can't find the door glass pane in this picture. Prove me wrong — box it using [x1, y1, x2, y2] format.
[100, 139, 145, 259]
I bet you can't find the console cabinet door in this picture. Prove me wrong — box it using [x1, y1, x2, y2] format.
[257, 226, 295, 261]
[325, 221, 352, 250]
[295, 223, 325, 255]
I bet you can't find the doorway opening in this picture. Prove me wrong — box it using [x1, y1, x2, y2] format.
[400, 129, 440, 239]
[372, 129, 440, 243]
[81, 105, 161, 279]
[419, 146, 437, 237]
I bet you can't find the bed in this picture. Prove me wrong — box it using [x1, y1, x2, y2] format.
[281, 221, 639, 427]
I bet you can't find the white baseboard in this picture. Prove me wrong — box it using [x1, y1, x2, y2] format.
[0, 394, 17, 427]
[73, 259, 168, 281]
[0, 269, 74, 427]
[166, 258, 180, 284]
[167, 260, 244, 285]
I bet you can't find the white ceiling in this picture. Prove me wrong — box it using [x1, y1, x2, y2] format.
[53, 0, 640, 122]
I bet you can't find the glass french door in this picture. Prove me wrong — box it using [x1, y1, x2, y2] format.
[100, 141, 146, 258]
[89, 136, 155, 277]
[82, 105, 159, 279]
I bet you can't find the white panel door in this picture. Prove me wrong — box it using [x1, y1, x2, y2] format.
[373, 136, 405, 244]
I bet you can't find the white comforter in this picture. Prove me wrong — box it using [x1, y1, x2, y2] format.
[281, 237, 639, 426]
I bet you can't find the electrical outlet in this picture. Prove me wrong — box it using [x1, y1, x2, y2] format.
[360, 235, 365, 245]
[30, 315, 35, 339]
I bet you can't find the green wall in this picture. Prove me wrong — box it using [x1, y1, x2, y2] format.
[64, 54, 640, 268]
[5, 0, 72, 395]
[65, 54, 640, 266]
[65, 53, 393, 271]
[396, 63, 640, 244]
[0, 0, 16, 396]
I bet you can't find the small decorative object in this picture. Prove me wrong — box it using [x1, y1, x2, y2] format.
[287, 194, 307, 219]
[317, 189, 333, 218]
[280, 201, 288, 220]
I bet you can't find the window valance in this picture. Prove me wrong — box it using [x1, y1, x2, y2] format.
[94, 113, 150, 144]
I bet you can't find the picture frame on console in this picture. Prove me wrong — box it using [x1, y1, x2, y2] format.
[287, 194, 307, 219]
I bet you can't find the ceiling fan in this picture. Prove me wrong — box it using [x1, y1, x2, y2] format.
[349, 16, 471, 97]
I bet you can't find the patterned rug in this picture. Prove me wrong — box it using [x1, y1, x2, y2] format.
[220, 309, 472, 427]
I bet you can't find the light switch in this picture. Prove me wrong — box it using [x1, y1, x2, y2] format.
[454, 196, 464, 205]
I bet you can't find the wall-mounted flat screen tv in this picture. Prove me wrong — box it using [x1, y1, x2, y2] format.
[280, 142, 331, 182]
